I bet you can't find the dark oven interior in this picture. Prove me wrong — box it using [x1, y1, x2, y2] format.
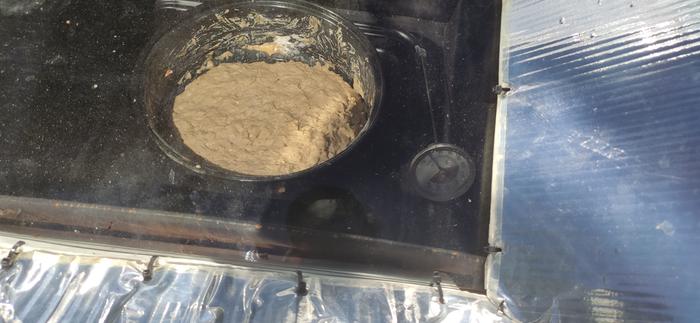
[0, 0, 501, 290]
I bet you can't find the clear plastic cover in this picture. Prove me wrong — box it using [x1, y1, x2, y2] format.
[490, 0, 700, 321]
[0, 237, 503, 322]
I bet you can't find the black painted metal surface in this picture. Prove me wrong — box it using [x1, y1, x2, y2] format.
[0, 0, 500, 285]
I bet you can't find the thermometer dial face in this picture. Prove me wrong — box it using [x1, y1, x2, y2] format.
[409, 144, 476, 202]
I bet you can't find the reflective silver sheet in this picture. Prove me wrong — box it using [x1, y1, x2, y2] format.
[490, 0, 700, 322]
[0, 238, 504, 323]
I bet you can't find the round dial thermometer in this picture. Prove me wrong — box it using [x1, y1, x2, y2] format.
[409, 143, 476, 202]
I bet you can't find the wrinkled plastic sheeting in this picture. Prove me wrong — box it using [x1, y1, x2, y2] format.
[490, 0, 700, 322]
[0, 247, 504, 323]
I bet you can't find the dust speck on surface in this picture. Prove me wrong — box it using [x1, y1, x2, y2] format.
[656, 220, 675, 236]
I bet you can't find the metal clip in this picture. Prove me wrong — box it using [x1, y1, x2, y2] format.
[497, 300, 506, 316]
[1, 241, 25, 269]
[492, 84, 512, 96]
[430, 271, 445, 304]
[143, 256, 159, 282]
[295, 270, 308, 296]
[484, 245, 503, 254]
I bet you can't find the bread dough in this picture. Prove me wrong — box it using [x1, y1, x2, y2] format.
[172, 61, 369, 176]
